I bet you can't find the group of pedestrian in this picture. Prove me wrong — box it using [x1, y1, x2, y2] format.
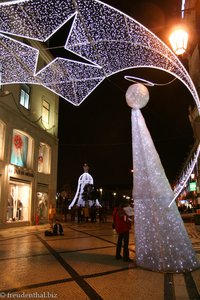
[70, 204, 107, 223]
[46, 196, 134, 263]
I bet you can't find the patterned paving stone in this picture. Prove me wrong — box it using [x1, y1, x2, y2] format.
[0, 220, 199, 299]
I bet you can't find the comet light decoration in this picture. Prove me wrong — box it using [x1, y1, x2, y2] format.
[0, 0, 200, 271]
[0, 0, 199, 108]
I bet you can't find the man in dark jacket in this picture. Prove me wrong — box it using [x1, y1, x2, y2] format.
[53, 219, 64, 235]
[113, 202, 132, 262]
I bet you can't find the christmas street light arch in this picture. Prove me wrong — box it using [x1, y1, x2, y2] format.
[0, 0, 199, 215]
[0, 0, 199, 109]
[0, 0, 200, 272]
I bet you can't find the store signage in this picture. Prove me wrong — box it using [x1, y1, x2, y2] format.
[189, 182, 196, 191]
[9, 164, 34, 177]
[15, 167, 34, 177]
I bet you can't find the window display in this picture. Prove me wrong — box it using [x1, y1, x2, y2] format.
[36, 192, 48, 220]
[7, 182, 30, 222]
[38, 143, 51, 174]
[10, 130, 28, 167]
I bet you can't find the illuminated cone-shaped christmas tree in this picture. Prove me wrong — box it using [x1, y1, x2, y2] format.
[126, 83, 199, 272]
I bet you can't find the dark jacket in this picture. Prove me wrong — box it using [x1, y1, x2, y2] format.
[53, 223, 63, 235]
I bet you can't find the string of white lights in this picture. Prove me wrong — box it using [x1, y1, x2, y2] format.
[36, 57, 105, 105]
[127, 83, 199, 272]
[0, 33, 39, 84]
[124, 75, 177, 86]
[169, 143, 200, 207]
[66, 0, 200, 108]
[0, 0, 28, 6]
[124, 75, 155, 86]
[0, 0, 75, 41]
[0, 0, 199, 109]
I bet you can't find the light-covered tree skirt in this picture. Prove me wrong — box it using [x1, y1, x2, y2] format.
[127, 83, 199, 272]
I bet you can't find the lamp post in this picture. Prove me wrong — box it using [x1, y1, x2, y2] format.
[168, 2, 199, 57]
[168, 3, 192, 56]
[99, 188, 103, 202]
[113, 192, 116, 208]
[169, 27, 188, 55]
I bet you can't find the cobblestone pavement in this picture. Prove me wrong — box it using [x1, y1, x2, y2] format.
[0, 220, 199, 300]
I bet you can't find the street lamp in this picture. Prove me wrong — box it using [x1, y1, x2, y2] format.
[168, 1, 193, 56]
[169, 26, 188, 55]
[168, 1, 198, 57]
[99, 188, 103, 201]
[113, 192, 116, 207]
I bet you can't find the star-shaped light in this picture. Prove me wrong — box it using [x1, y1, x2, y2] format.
[0, 0, 199, 109]
[36, 58, 104, 105]
[0, 33, 39, 84]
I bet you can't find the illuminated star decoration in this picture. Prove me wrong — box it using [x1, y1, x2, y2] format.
[1, 0, 199, 272]
[0, 0, 199, 108]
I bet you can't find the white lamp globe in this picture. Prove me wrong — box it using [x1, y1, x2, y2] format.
[126, 83, 149, 109]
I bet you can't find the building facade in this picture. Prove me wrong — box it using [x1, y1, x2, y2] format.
[0, 42, 59, 227]
[181, 0, 200, 206]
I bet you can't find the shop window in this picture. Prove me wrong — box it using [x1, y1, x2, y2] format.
[20, 84, 30, 109]
[0, 121, 5, 160]
[38, 143, 51, 174]
[36, 192, 48, 220]
[7, 182, 30, 222]
[10, 130, 33, 168]
[42, 99, 50, 124]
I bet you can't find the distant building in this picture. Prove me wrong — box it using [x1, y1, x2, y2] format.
[0, 40, 59, 226]
[183, 0, 200, 205]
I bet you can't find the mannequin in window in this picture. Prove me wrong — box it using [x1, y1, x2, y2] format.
[16, 200, 23, 220]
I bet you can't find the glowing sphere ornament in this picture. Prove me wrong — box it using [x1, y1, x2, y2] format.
[125, 83, 149, 109]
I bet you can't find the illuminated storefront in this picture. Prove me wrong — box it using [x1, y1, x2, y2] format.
[0, 82, 58, 227]
[0, 36, 59, 227]
[7, 181, 30, 222]
[5, 133, 53, 224]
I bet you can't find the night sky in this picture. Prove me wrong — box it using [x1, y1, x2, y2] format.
[57, 0, 195, 192]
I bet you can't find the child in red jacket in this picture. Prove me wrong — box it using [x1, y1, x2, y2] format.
[113, 202, 133, 262]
